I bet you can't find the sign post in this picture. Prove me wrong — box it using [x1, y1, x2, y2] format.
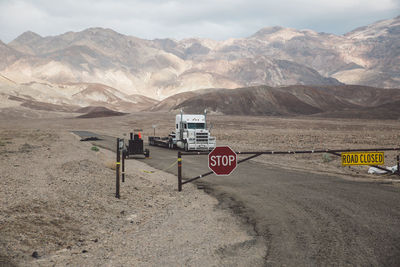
[178, 151, 182, 191]
[208, 146, 237, 175]
[116, 138, 120, 199]
[122, 149, 125, 183]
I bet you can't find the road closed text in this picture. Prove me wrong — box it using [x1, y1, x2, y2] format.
[341, 152, 384, 166]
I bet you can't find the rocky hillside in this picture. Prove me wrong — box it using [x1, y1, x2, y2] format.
[152, 85, 400, 119]
[0, 16, 398, 100]
[0, 40, 21, 70]
[0, 76, 158, 113]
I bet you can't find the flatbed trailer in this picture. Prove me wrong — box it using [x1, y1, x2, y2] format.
[148, 136, 170, 148]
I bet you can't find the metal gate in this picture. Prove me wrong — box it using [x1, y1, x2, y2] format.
[177, 147, 400, 191]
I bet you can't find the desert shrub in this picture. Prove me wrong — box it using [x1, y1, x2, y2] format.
[19, 143, 35, 152]
[322, 153, 333, 163]
[91, 146, 99, 152]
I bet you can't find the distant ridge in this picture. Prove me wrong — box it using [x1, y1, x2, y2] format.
[0, 15, 398, 100]
[0, 81, 159, 113]
[76, 106, 127, 118]
[1, 16, 399, 119]
[150, 85, 400, 119]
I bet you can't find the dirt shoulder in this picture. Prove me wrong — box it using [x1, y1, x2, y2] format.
[0, 129, 265, 266]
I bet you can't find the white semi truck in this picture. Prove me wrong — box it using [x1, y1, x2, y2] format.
[149, 110, 216, 151]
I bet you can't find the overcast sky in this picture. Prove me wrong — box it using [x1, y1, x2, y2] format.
[0, 0, 399, 43]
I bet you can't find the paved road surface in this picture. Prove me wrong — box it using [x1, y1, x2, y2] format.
[74, 131, 400, 266]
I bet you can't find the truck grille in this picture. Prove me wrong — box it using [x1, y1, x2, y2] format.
[196, 133, 208, 143]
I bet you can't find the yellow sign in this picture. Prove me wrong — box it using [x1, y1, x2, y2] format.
[341, 151, 384, 166]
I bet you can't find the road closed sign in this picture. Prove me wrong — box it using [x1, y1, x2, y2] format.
[208, 146, 237, 175]
[341, 151, 384, 166]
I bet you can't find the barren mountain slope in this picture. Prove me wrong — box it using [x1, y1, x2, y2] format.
[333, 16, 400, 87]
[147, 88, 219, 112]
[0, 78, 158, 113]
[2, 16, 398, 100]
[5, 28, 189, 98]
[150, 17, 399, 88]
[159, 85, 400, 119]
[147, 91, 204, 112]
[0, 41, 22, 70]
[172, 86, 355, 115]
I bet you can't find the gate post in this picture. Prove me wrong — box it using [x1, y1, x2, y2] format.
[122, 149, 125, 183]
[178, 151, 182, 192]
[116, 138, 120, 199]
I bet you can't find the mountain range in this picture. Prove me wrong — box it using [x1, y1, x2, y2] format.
[0, 15, 399, 118]
[148, 85, 400, 119]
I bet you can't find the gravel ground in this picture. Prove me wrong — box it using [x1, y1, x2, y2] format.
[0, 129, 265, 266]
[1, 112, 399, 266]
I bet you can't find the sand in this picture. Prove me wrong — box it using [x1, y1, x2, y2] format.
[0, 129, 265, 266]
[1, 110, 399, 266]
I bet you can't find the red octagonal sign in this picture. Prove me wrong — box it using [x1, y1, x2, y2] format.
[208, 146, 237, 175]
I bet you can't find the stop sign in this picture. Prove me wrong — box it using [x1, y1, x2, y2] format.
[208, 146, 237, 175]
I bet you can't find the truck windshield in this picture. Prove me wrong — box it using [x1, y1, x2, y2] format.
[187, 123, 205, 129]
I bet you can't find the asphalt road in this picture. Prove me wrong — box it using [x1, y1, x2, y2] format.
[74, 131, 400, 266]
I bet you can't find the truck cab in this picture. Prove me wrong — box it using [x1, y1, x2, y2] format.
[173, 112, 216, 151]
